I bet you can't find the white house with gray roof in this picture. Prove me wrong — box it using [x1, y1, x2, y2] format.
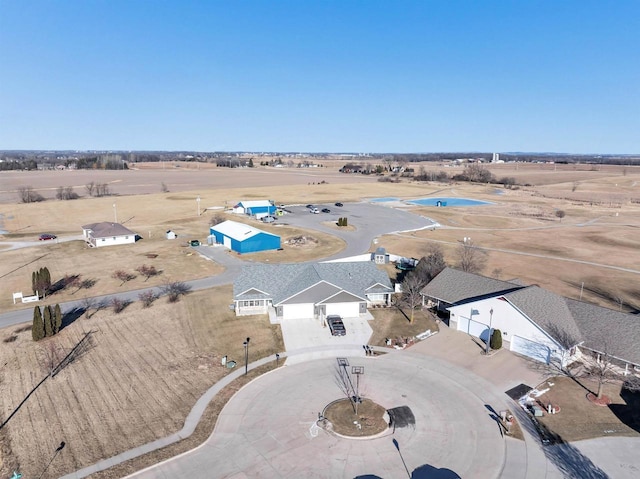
[233, 262, 393, 320]
[82, 222, 137, 248]
[422, 268, 640, 372]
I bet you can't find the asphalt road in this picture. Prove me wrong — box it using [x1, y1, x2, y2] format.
[0, 202, 436, 329]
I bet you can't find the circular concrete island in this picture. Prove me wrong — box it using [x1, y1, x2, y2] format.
[322, 398, 388, 437]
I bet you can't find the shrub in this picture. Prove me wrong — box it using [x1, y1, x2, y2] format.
[490, 329, 503, 350]
[32, 306, 45, 341]
[139, 290, 158, 308]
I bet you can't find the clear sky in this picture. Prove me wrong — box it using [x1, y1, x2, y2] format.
[0, 1, 638, 153]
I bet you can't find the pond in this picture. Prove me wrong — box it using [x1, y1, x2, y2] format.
[407, 197, 493, 207]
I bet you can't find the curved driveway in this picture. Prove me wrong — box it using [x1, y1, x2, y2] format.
[128, 351, 514, 479]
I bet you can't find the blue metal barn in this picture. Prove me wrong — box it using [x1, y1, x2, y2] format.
[210, 220, 280, 254]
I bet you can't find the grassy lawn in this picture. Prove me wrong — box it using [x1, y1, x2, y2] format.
[0, 286, 283, 479]
[323, 398, 388, 437]
[535, 376, 640, 441]
[369, 307, 439, 347]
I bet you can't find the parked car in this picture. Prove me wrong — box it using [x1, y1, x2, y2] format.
[310, 207, 320, 214]
[327, 315, 346, 336]
[189, 239, 201, 246]
[321, 208, 331, 213]
[334, 202, 344, 207]
[39, 234, 57, 241]
[262, 216, 276, 223]
[306, 204, 314, 209]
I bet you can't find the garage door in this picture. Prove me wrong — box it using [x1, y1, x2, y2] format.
[223, 236, 231, 248]
[325, 302, 359, 318]
[457, 316, 489, 340]
[511, 335, 550, 364]
[282, 303, 314, 320]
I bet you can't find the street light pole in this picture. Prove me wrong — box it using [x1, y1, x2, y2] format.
[486, 308, 493, 355]
[197, 195, 201, 216]
[243, 337, 250, 375]
[113, 203, 117, 223]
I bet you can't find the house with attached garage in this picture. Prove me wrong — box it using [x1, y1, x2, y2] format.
[82, 222, 137, 248]
[421, 267, 640, 373]
[209, 220, 280, 254]
[233, 262, 393, 321]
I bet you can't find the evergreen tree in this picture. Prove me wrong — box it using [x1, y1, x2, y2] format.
[42, 267, 51, 292]
[32, 306, 45, 341]
[54, 304, 62, 333]
[490, 329, 503, 350]
[43, 305, 53, 337]
[32, 270, 37, 294]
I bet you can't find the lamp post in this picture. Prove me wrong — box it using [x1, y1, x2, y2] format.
[486, 308, 494, 355]
[196, 195, 201, 216]
[113, 203, 118, 223]
[243, 337, 250, 375]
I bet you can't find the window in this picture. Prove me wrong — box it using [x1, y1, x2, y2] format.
[241, 300, 263, 307]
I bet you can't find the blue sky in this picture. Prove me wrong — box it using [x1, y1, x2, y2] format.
[1, 1, 638, 153]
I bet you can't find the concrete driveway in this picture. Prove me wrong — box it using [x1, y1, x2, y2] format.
[280, 314, 373, 365]
[128, 352, 520, 479]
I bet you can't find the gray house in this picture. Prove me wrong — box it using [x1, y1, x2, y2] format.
[233, 262, 393, 320]
[421, 267, 640, 372]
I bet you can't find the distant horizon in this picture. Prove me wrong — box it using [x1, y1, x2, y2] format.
[2, 149, 640, 157]
[1, 1, 638, 153]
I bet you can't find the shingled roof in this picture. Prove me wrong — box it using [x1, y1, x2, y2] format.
[502, 286, 583, 347]
[424, 267, 640, 366]
[82, 222, 136, 238]
[234, 262, 392, 305]
[420, 267, 524, 304]
[566, 299, 640, 366]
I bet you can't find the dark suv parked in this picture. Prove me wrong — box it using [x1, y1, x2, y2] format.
[327, 315, 346, 336]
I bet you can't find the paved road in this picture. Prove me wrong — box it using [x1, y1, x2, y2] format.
[0, 202, 436, 329]
[127, 352, 523, 479]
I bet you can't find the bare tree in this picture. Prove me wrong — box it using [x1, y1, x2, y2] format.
[160, 281, 192, 302]
[209, 213, 226, 227]
[112, 270, 136, 286]
[135, 265, 159, 282]
[400, 273, 425, 323]
[111, 298, 130, 313]
[456, 239, 486, 274]
[56, 186, 79, 200]
[18, 186, 45, 203]
[40, 340, 65, 377]
[85, 181, 95, 196]
[413, 244, 447, 284]
[139, 290, 158, 307]
[555, 210, 566, 222]
[581, 347, 619, 400]
[491, 268, 503, 279]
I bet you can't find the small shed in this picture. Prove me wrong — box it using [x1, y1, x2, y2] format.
[232, 200, 277, 217]
[166, 230, 177, 240]
[210, 220, 280, 254]
[372, 247, 389, 264]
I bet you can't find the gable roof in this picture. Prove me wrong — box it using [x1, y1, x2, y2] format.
[234, 262, 392, 305]
[211, 220, 278, 241]
[421, 267, 523, 304]
[81, 222, 136, 238]
[427, 268, 640, 366]
[237, 200, 273, 208]
[566, 299, 640, 366]
[501, 286, 583, 347]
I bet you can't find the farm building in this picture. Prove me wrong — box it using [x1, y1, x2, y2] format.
[209, 220, 280, 254]
[82, 222, 137, 248]
[232, 200, 277, 218]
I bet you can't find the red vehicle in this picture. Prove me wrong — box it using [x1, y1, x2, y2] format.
[39, 234, 57, 241]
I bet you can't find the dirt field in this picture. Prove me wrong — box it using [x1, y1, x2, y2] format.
[1, 162, 640, 477]
[0, 287, 284, 479]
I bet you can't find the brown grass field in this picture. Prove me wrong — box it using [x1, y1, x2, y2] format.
[1, 161, 640, 477]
